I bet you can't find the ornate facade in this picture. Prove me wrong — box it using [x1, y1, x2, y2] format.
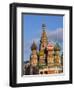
[24, 24, 63, 75]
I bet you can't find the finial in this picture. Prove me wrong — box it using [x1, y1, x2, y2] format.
[42, 24, 46, 27]
[42, 24, 46, 31]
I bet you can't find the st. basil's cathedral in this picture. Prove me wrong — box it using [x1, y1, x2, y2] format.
[23, 24, 63, 75]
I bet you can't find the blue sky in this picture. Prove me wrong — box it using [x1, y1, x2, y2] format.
[22, 14, 63, 61]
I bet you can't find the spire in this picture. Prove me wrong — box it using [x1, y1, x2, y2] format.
[42, 24, 47, 37]
[41, 24, 48, 43]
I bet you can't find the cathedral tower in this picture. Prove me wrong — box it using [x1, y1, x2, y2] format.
[39, 24, 48, 50]
[39, 24, 48, 65]
[30, 41, 38, 66]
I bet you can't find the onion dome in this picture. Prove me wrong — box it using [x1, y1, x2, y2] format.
[31, 41, 37, 50]
[47, 42, 54, 51]
[54, 43, 60, 51]
[38, 50, 44, 56]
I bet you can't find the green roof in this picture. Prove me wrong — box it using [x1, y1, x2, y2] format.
[54, 43, 60, 51]
[38, 50, 44, 56]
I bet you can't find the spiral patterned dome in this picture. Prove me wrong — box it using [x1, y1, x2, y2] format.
[47, 42, 54, 50]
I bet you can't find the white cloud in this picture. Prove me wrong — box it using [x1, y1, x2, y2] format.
[47, 28, 63, 42]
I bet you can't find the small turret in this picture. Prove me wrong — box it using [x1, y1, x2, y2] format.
[30, 41, 38, 66]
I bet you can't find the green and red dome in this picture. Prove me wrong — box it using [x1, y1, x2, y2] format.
[54, 43, 60, 51]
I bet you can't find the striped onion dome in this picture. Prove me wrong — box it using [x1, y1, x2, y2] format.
[54, 43, 60, 51]
[47, 42, 54, 51]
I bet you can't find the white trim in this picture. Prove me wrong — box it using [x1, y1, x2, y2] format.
[16, 7, 69, 83]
